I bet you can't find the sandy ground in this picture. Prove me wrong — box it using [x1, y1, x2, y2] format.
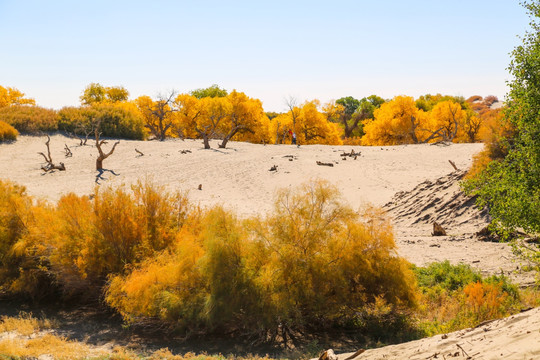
[1, 134, 481, 213]
[1, 134, 538, 359]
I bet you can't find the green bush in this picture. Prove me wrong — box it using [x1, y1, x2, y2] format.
[414, 261, 522, 336]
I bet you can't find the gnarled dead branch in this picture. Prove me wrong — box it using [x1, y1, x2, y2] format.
[95, 129, 119, 170]
[38, 135, 66, 172]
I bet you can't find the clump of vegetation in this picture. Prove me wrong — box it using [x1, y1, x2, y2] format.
[0, 120, 18, 141]
[0, 105, 59, 133]
[464, 2, 540, 240]
[414, 261, 522, 335]
[106, 180, 417, 340]
[58, 102, 147, 140]
[0, 179, 190, 300]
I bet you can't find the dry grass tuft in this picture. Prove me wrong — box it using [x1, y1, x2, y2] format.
[0, 312, 55, 336]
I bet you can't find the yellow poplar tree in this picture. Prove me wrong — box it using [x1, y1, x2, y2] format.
[427, 100, 466, 142]
[362, 96, 425, 145]
[218, 90, 270, 148]
[272, 100, 342, 145]
[0, 86, 35, 108]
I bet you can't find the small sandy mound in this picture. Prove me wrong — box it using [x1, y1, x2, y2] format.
[383, 170, 490, 230]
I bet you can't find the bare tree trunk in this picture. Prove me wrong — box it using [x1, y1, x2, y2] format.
[219, 127, 240, 148]
[95, 129, 120, 170]
[202, 134, 211, 149]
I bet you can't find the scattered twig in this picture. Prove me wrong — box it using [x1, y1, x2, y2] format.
[340, 149, 360, 158]
[316, 161, 334, 167]
[64, 144, 72, 158]
[135, 148, 144, 157]
[343, 349, 365, 360]
[269, 165, 278, 171]
[456, 343, 469, 358]
[448, 159, 459, 171]
[179, 149, 192, 154]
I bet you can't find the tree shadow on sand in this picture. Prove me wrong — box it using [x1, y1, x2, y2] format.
[95, 168, 120, 185]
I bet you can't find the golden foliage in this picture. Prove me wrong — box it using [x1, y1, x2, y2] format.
[106, 180, 416, 335]
[49, 181, 190, 296]
[0, 105, 58, 133]
[463, 281, 509, 322]
[0, 86, 35, 108]
[272, 101, 342, 145]
[0, 179, 190, 299]
[0, 120, 18, 141]
[176, 91, 271, 147]
[362, 96, 426, 145]
[427, 100, 466, 142]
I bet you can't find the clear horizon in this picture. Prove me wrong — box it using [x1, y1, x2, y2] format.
[0, 0, 529, 112]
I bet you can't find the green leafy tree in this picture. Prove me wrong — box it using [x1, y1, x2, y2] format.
[190, 84, 228, 99]
[465, 1, 540, 239]
[80, 83, 129, 105]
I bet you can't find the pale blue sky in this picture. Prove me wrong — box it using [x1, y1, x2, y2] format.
[0, 1, 530, 111]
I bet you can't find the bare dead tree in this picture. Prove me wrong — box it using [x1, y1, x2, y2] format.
[95, 128, 120, 171]
[285, 96, 300, 128]
[38, 135, 65, 171]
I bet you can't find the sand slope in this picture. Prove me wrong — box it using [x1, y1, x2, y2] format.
[330, 307, 540, 360]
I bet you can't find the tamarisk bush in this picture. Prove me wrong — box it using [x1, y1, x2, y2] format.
[106, 180, 417, 338]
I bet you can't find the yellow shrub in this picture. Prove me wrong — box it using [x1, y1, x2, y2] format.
[0, 105, 58, 133]
[0, 120, 18, 141]
[250, 183, 417, 329]
[48, 180, 190, 297]
[107, 180, 417, 336]
[0, 180, 52, 298]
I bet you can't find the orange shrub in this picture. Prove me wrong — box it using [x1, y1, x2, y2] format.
[463, 281, 509, 322]
[0, 120, 18, 141]
[48, 181, 190, 297]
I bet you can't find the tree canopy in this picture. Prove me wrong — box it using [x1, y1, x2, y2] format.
[465, 1, 540, 235]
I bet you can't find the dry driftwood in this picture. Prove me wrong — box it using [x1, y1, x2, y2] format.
[432, 222, 447, 236]
[316, 161, 334, 167]
[269, 165, 278, 171]
[38, 135, 66, 172]
[318, 349, 338, 360]
[198, 184, 202, 190]
[179, 149, 192, 154]
[64, 144, 72, 158]
[135, 148, 144, 157]
[343, 349, 366, 360]
[340, 149, 360, 158]
[448, 159, 459, 171]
